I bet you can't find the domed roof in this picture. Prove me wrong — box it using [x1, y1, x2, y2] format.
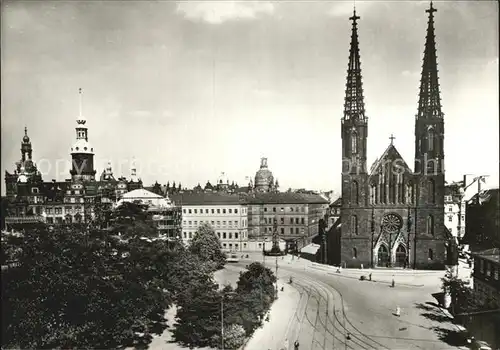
[218, 172, 229, 185]
[71, 138, 94, 154]
[22, 127, 30, 143]
[254, 157, 274, 186]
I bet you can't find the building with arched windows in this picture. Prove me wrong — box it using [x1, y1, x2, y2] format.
[337, 4, 454, 269]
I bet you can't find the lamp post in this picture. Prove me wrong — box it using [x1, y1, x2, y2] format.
[407, 206, 412, 269]
[220, 291, 236, 350]
[371, 206, 375, 268]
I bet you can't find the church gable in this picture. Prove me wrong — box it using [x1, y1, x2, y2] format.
[369, 144, 412, 177]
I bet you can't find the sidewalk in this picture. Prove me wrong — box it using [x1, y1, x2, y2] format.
[242, 279, 301, 350]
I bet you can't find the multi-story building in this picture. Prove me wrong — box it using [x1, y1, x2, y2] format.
[4, 90, 143, 229]
[444, 184, 466, 242]
[463, 189, 500, 252]
[116, 188, 182, 239]
[245, 192, 329, 252]
[465, 248, 500, 349]
[472, 248, 500, 306]
[170, 192, 249, 252]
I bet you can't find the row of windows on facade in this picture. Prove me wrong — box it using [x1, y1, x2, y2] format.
[183, 220, 246, 227]
[350, 247, 436, 260]
[349, 129, 437, 154]
[476, 258, 500, 281]
[350, 180, 437, 205]
[45, 216, 82, 224]
[448, 215, 465, 222]
[262, 217, 306, 225]
[349, 214, 437, 235]
[259, 206, 307, 213]
[183, 207, 245, 215]
[261, 226, 306, 235]
[182, 231, 243, 240]
[44, 206, 85, 215]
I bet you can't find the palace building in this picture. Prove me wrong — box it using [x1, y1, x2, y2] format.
[339, 3, 455, 269]
[3, 90, 153, 231]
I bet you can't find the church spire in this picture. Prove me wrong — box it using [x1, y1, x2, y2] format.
[416, 1, 443, 119]
[343, 9, 366, 121]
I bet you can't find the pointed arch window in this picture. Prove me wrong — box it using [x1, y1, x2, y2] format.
[428, 129, 434, 152]
[351, 132, 358, 154]
[351, 215, 358, 235]
[405, 183, 414, 204]
[428, 179, 435, 204]
[370, 183, 376, 204]
[351, 181, 359, 205]
[426, 215, 434, 235]
[353, 247, 358, 259]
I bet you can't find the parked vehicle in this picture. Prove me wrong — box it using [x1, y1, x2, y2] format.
[226, 254, 239, 263]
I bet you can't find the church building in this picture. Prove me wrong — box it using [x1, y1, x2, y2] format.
[339, 3, 454, 269]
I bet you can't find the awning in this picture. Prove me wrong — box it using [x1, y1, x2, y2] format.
[300, 243, 321, 255]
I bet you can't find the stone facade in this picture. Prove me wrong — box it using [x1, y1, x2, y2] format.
[339, 5, 452, 269]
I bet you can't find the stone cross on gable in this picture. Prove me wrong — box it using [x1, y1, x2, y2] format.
[389, 134, 396, 145]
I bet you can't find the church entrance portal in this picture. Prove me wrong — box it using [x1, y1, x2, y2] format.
[395, 245, 407, 268]
[377, 245, 389, 267]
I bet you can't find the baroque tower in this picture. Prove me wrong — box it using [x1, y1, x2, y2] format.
[70, 88, 96, 182]
[340, 9, 370, 265]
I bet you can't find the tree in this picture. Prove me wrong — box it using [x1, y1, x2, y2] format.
[236, 262, 276, 298]
[172, 274, 220, 348]
[189, 223, 226, 271]
[441, 270, 478, 315]
[109, 201, 156, 239]
[1, 226, 172, 349]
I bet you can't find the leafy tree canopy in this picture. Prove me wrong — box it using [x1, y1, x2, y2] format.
[2, 226, 172, 349]
[189, 223, 226, 271]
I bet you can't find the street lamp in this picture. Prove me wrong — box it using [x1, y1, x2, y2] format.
[371, 206, 375, 268]
[220, 291, 236, 350]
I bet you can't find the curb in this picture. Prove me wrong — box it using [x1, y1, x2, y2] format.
[311, 267, 425, 287]
[311, 263, 445, 275]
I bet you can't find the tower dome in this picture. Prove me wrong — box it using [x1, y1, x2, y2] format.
[254, 157, 274, 192]
[22, 127, 30, 143]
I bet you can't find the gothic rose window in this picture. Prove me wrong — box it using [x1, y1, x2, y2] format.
[381, 213, 402, 234]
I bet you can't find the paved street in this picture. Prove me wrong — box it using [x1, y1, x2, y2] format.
[224, 255, 470, 350]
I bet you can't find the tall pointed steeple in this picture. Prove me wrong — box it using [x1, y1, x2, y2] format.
[341, 8, 368, 176]
[414, 1, 445, 175]
[343, 9, 366, 122]
[416, 1, 443, 119]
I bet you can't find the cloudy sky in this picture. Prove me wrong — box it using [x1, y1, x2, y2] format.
[1, 0, 498, 193]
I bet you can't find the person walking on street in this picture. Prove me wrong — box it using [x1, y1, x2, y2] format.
[294, 340, 300, 349]
[283, 338, 289, 350]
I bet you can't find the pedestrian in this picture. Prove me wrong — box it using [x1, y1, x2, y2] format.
[395, 306, 401, 317]
[284, 338, 289, 350]
[294, 340, 300, 349]
[369, 272, 372, 281]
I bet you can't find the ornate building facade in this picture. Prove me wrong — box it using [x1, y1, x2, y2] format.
[3, 90, 146, 229]
[339, 4, 453, 269]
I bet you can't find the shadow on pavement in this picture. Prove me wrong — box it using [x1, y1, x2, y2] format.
[415, 301, 471, 348]
[432, 326, 470, 347]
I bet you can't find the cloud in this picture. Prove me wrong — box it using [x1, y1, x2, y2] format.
[176, 1, 274, 24]
[328, 2, 375, 17]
